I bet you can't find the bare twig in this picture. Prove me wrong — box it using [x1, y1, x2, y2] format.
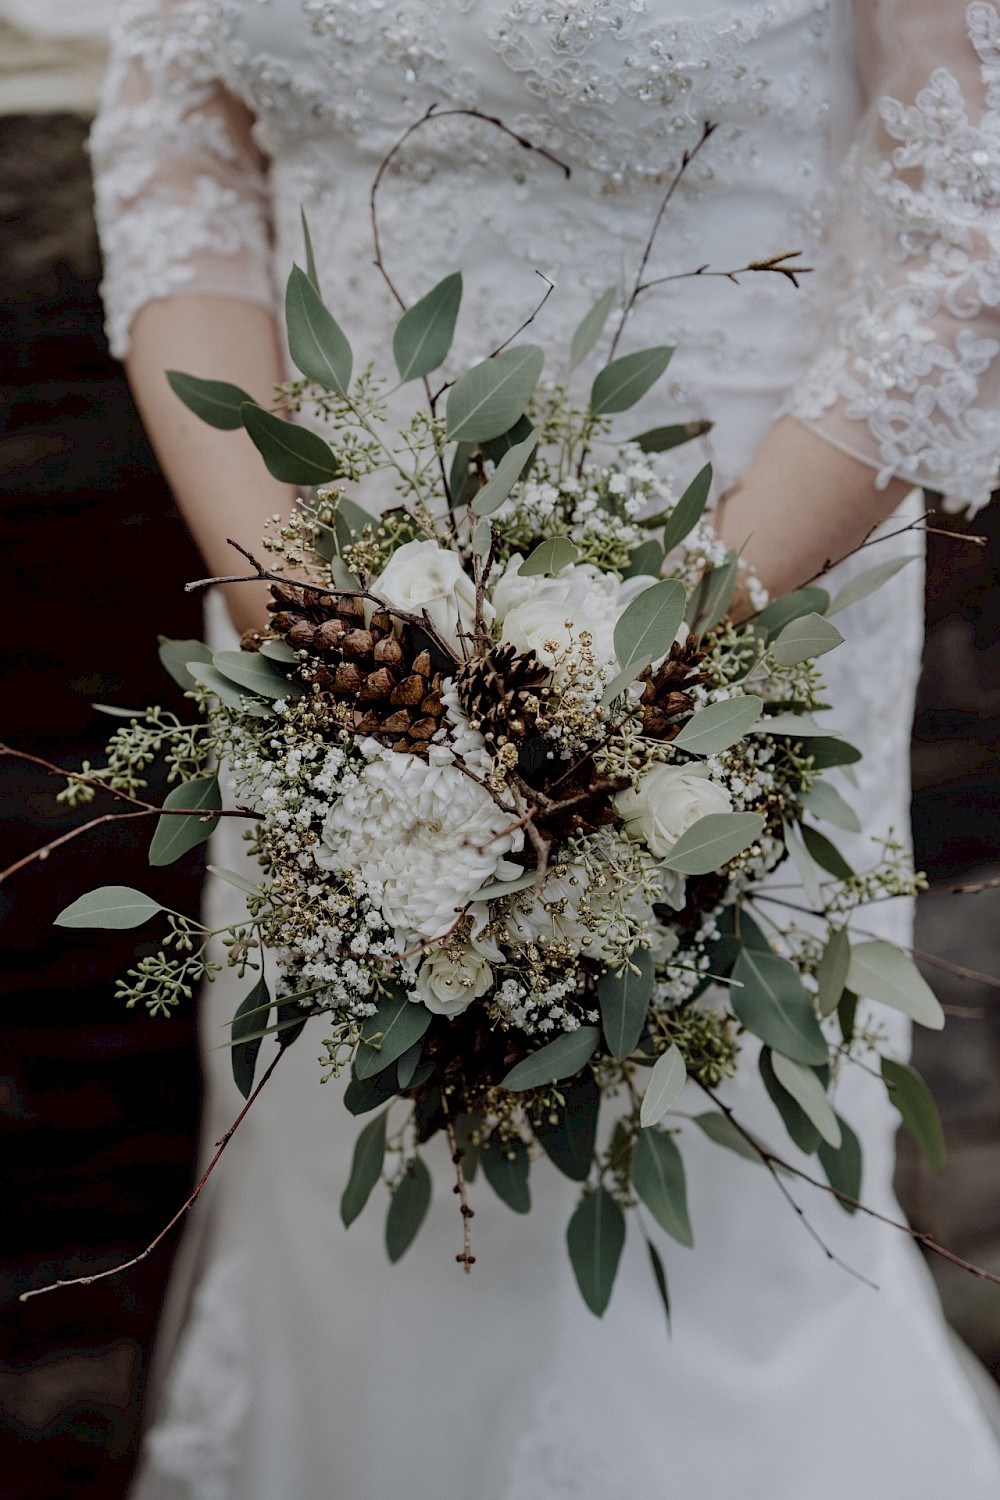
[440, 1085, 475, 1272]
[698, 1083, 1000, 1289]
[20, 1051, 284, 1303]
[638, 251, 812, 294]
[607, 120, 718, 361]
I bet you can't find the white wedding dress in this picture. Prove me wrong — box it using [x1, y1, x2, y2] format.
[90, 3, 1000, 1497]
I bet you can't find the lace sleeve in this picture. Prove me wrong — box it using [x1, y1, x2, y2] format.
[788, 0, 1000, 514]
[88, 0, 276, 360]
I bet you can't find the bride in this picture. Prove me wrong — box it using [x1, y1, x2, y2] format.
[90, 2, 1000, 1496]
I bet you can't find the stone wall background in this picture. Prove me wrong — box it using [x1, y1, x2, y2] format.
[1, 33, 999, 1497]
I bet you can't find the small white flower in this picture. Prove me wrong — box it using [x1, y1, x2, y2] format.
[370, 538, 488, 643]
[615, 763, 733, 860]
[415, 944, 493, 1018]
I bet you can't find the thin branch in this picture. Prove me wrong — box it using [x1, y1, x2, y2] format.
[607, 121, 718, 361]
[638, 251, 812, 294]
[440, 1085, 475, 1272]
[487, 271, 556, 360]
[19, 1051, 284, 1303]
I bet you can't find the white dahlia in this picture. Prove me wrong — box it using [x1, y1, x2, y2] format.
[315, 743, 523, 944]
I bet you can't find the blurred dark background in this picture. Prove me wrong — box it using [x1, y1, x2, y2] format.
[1, 38, 1000, 1500]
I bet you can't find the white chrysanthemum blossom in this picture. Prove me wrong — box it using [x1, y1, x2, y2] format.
[315, 740, 524, 944]
[369, 538, 489, 642]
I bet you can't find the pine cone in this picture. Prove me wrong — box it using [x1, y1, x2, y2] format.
[456, 644, 549, 745]
[638, 637, 709, 740]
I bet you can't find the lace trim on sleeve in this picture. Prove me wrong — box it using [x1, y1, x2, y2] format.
[788, 2, 1000, 514]
[89, 0, 275, 360]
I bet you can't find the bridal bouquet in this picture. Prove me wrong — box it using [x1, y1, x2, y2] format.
[46, 253, 942, 1317]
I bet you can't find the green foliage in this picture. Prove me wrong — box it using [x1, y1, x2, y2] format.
[662, 812, 766, 876]
[640, 1044, 687, 1127]
[566, 1186, 626, 1317]
[354, 990, 433, 1080]
[481, 1136, 531, 1213]
[187, 662, 274, 716]
[55, 886, 163, 930]
[693, 1111, 771, 1164]
[241, 402, 342, 485]
[532, 1072, 601, 1181]
[801, 824, 854, 881]
[213, 650, 305, 700]
[393, 271, 463, 382]
[300, 207, 320, 292]
[673, 695, 763, 756]
[445, 345, 544, 442]
[341, 1110, 388, 1227]
[471, 429, 539, 516]
[166, 371, 254, 431]
[158, 637, 213, 692]
[759, 1049, 821, 1155]
[770, 612, 844, 667]
[632, 1128, 693, 1247]
[769, 1051, 840, 1149]
[662, 463, 712, 555]
[882, 1058, 946, 1171]
[613, 578, 686, 671]
[285, 263, 353, 395]
[756, 587, 830, 638]
[597, 950, 654, 1060]
[590, 347, 673, 416]
[731, 947, 828, 1065]
[386, 1157, 432, 1261]
[501, 1026, 600, 1092]
[799, 779, 861, 834]
[827, 555, 918, 616]
[816, 927, 851, 1018]
[231, 976, 271, 1099]
[148, 774, 221, 867]
[569, 287, 616, 368]
[819, 1115, 863, 1213]
[848, 941, 945, 1030]
[519, 535, 580, 576]
[633, 419, 710, 453]
[646, 1237, 672, 1332]
[623, 539, 664, 579]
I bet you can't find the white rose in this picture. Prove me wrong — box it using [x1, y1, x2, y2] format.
[370, 539, 489, 643]
[415, 944, 493, 1018]
[615, 763, 733, 860]
[493, 556, 664, 676]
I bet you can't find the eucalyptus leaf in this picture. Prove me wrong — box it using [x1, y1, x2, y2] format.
[285, 263, 353, 394]
[344, 1070, 400, 1117]
[662, 463, 712, 555]
[165, 371, 254, 431]
[532, 1071, 600, 1182]
[206, 864, 262, 897]
[300, 206, 320, 292]
[673, 695, 763, 756]
[213, 650, 304, 701]
[55, 886, 163, 930]
[569, 286, 616, 368]
[882, 1057, 946, 1171]
[472, 517, 493, 557]
[816, 927, 851, 1018]
[756, 587, 830, 638]
[759, 1049, 821, 1156]
[386, 1157, 433, 1261]
[640, 1044, 688, 1127]
[781, 817, 824, 908]
[731, 947, 829, 1066]
[396, 1040, 423, 1091]
[148, 774, 221, 867]
[827, 555, 918, 617]
[692, 1111, 769, 1164]
[241, 402, 341, 485]
[470, 429, 540, 517]
[613, 578, 686, 671]
[597, 949, 654, 1061]
[259, 638, 298, 664]
[662, 812, 765, 876]
[753, 713, 833, 738]
[838, 989, 859, 1046]
[847, 941, 945, 1030]
[449, 441, 478, 510]
[646, 1237, 672, 1332]
[231, 976, 270, 1100]
[590, 346, 673, 416]
[692, 551, 740, 634]
[481, 1135, 531, 1214]
[393, 271, 462, 382]
[799, 779, 861, 834]
[158, 637, 212, 692]
[623, 539, 664, 580]
[355, 992, 433, 1080]
[771, 612, 844, 667]
[474, 868, 539, 903]
[520, 535, 580, 577]
[801, 824, 854, 881]
[633, 420, 711, 454]
[770, 1052, 841, 1149]
[92, 704, 147, 720]
[632, 1128, 693, 1247]
[340, 1110, 387, 1227]
[445, 345, 544, 443]
[600, 655, 653, 708]
[482, 415, 536, 469]
[805, 736, 863, 769]
[501, 1026, 600, 1092]
[818, 1114, 862, 1213]
[566, 1186, 626, 1317]
[187, 662, 274, 716]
